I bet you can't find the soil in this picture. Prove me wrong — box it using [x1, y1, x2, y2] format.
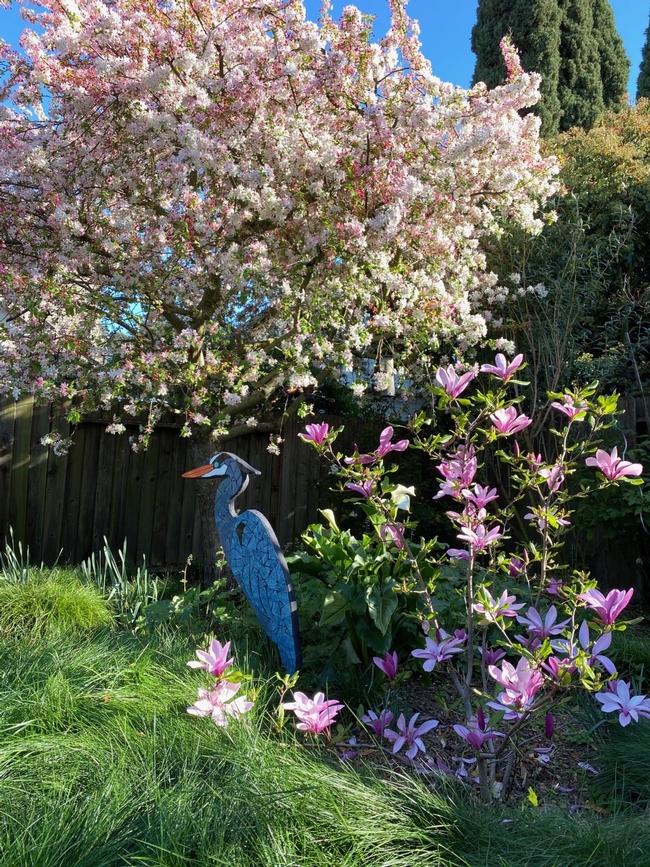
[336, 675, 605, 812]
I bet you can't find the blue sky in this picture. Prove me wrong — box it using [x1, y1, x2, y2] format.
[1, 1, 649, 97]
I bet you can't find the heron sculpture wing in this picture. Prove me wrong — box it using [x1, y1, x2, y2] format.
[225, 510, 301, 674]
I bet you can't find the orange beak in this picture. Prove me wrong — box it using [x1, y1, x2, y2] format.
[182, 464, 214, 478]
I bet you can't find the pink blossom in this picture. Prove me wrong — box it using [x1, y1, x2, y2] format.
[538, 463, 565, 492]
[478, 646, 506, 666]
[187, 681, 253, 726]
[362, 709, 394, 737]
[187, 639, 234, 679]
[480, 353, 524, 382]
[298, 423, 330, 445]
[379, 522, 406, 548]
[490, 406, 532, 435]
[474, 588, 524, 622]
[283, 691, 344, 736]
[384, 713, 439, 759]
[461, 484, 499, 509]
[579, 621, 617, 675]
[585, 447, 643, 481]
[454, 716, 504, 751]
[345, 480, 373, 498]
[446, 548, 470, 561]
[595, 680, 650, 726]
[344, 427, 408, 466]
[551, 396, 587, 420]
[375, 426, 409, 458]
[488, 657, 544, 712]
[456, 523, 502, 551]
[373, 650, 399, 680]
[516, 605, 570, 640]
[411, 628, 466, 671]
[507, 556, 526, 577]
[435, 445, 478, 499]
[435, 365, 476, 398]
[578, 587, 634, 626]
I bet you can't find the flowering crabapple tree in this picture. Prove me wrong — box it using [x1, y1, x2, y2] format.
[0, 0, 559, 437]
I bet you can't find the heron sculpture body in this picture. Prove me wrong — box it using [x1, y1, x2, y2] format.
[183, 452, 301, 674]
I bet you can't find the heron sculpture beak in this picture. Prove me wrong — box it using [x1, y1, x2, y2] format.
[182, 464, 214, 478]
[182, 463, 228, 478]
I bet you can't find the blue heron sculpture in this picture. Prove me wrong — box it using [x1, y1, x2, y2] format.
[183, 452, 301, 674]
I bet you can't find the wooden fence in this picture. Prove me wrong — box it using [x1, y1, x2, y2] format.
[0, 397, 371, 568]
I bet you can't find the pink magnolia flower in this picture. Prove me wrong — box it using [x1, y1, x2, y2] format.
[461, 484, 499, 510]
[379, 521, 406, 548]
[585, 447, 643, 481]
[435, 445, 478, 499]
[480, 352, 524, 382]
[488, 657, 544, 712]
[298, 423, 330, 445]
[516, 605, 570, 640]
[507, 555, 526, 577]
[283, 691, 344, 735]
[538, 463, 565, 492]
[362, 708, 394, 737]
[454, 716, 504, 751]
[578, 587, 634, 626]
[375, 426, 410, 458]
[384, 712, 439, 759]
[344, 427, 409, 466]
[435, 364, 476, 398]
[579, 620, 617, 675]
[411, 628, 466, 671]
[345, 480, 373, 498]
[551, 396, 587, 420]
[474, 588, 524, 622]
[456, 523, 503, 551]
[490, 406, 532, 435]
[446, 548, 470, 561]
[373, 650, 399, 680]
[478, 646, 507, 666]
[595, 680, 650, 726]
[187, 639, 234, 679]
[187, 681, 253, 726]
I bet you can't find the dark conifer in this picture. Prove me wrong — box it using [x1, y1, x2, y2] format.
[637, 12, 650, 101]
[471, 0, 629, 136]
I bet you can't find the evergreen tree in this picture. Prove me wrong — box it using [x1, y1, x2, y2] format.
[592, 0, 629, 110]
[471, 0, 629, 136]
[637, 13, 650, 101]
[557, 0, 604, 131]
[471, 0, 562, 137]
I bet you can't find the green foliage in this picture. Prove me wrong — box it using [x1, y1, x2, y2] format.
[79, 537, 162, 631]
[587, 718, 650, 813]
[637, 13, 650, 101]
[288, 519, 437, 667]
[471, 0, 628, 136]
[492, 101, 650, 407]
[0, 569, 113, 636]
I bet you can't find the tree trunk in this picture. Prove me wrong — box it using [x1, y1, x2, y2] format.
[187, 437, 222, 585]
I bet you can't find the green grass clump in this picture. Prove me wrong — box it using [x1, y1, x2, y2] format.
[585, 717, 650, 814]
[0, 569, 114, 636]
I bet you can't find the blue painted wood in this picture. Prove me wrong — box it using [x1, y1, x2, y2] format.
[188, 452, 301, 674]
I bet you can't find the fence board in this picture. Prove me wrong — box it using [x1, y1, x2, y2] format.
[41, 406, 70, 564]
[7, 398, 33, 542]
[25, 403, 51, 557]
[0, 400, 16, 540]
[0, 397, 377, 568]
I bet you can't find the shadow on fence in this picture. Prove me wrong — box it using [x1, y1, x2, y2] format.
[0, 398, 374, 568]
